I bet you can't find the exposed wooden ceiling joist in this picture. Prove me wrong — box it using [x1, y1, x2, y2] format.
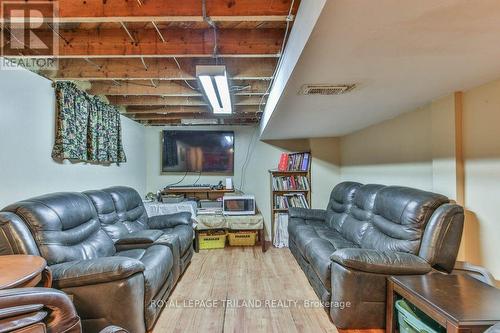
[128, 113, 260, 121]
[125, 105, 260, 114]
[0, 0, 298, 21]
[88, 80, 269, 96]
[108, 95, 264, 107]
[143, 119, 259, 126]
[3, 28, 284, 58]
[43, 58, 276, 81]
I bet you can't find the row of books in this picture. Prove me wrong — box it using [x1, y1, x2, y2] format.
[273, 213, 289, 248]
[274, 193, 310, 209]
[278, 152, 310, 172]
[272, 175, 310, 191]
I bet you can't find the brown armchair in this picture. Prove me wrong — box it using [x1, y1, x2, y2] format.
[0, 287, 127, 333]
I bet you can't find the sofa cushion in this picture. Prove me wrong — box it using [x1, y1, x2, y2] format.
[360, 186, 449, 254]
[103, 186, 149, 233]
[83, 190, 130, 242]
[116, 245, 172, 304]
[303, 228, 359, 289]
[338, 184, 385, 246]
[160, 225, 193, 255]
[325, 182, 361, 231]
[3, 193, 116, 265]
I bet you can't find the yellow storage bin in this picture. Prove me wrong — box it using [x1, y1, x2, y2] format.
[228, 230, 257, 246]
[198, 230, 227, 250]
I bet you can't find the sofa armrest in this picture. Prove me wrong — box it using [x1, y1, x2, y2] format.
[148, 212, 192, 229]
[115, 230, 163, 245]
[0, 287, 81, 332]
[331, 248, 431, 275]
[288, 207, 326, 221]
[50, 257, 145, 289]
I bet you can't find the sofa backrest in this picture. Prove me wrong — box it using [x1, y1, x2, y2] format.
[360, 186, 449, 254]
[3, 193, 115, 265]
[326, 182, 362, 231]
[83, 190, 131, 242]
[103, 186, 149, 232]
[338, 184, 385, 245]
[0, 212, 40, 256]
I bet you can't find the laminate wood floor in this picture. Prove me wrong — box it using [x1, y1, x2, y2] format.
[154, 247, 384, 333]
[153, 247, 338, 333]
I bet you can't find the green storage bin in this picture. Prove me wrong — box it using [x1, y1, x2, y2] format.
[395, 300, 445, 333]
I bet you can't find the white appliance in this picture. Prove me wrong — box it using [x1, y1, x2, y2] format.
[222, 195, 255, 216]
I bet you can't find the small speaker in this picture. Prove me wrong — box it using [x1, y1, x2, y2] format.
[226, 177, 233, 190]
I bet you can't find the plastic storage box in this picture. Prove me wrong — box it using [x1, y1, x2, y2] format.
[228, 230, 257, 246]
[198, 230, 227, 250]
[395, 299, 445, 333]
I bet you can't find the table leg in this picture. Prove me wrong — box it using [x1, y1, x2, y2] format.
[259, 229, 266, 253]
[41, 267, 52, 288]
[194, 229, 200, 253]
[386, 279, 397, 333]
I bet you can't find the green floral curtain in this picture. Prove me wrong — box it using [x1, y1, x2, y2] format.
[52, 82, 126, 164]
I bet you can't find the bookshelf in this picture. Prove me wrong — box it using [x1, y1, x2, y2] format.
[269, 152, 312, 244]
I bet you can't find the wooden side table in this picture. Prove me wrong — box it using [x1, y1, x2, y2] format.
[387, 273, 500, 333]
[0, 255, 52, 289]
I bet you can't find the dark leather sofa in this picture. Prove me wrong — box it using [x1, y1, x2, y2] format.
[83, 186, 193, 284]
[288, 182, 464, 329]
[0, 287, 126, 333]
[0, 186, 194, 333]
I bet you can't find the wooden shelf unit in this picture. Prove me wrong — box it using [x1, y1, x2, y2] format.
[269, 167, 311, 244]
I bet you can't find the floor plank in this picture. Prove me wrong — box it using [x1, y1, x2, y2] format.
[154, 247, 339, 333]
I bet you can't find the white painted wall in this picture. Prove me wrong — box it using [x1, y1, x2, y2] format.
[0, 66, 147, 208]
[145, 126, 341, 239]
[462, 79, 500, 279]
[340, 107, 434, 190]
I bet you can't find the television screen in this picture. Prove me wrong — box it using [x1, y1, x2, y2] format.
[162, 130, 234, 173]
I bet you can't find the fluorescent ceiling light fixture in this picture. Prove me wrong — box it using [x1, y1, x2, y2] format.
[196, 65, 232, 114]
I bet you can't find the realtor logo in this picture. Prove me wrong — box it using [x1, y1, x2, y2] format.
[1, 1, 59, 70]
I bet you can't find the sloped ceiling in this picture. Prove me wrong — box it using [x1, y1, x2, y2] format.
[261, 0, 500, 139]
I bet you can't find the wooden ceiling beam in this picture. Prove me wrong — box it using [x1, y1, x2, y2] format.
[109, 96, 206, 106]
[125, 106, 260, 114]
[43, 58, 276, 81]
[143, 119, 259, 126]
[128, 113, 260, 121]
[109, 95, 264, 107]
[88, 80, 269, 96]
[3, 28, 284, 57]
[0, 0, 297, 20]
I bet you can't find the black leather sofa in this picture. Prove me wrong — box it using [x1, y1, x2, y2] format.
[288, 182, 464, 329]
[0, 186, 194, 333]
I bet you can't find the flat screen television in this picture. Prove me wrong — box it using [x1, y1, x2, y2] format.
[162, 130, 234, 173]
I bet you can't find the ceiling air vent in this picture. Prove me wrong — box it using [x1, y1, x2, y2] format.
[299, 84, 356, 96]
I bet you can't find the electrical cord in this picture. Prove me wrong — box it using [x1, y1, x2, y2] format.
[193, 170, 202, 185]
[239, 125, 259, 191]
[164, 170, 188, 189]
[258, 0, 295, 112]
[172, 57, 198, 90]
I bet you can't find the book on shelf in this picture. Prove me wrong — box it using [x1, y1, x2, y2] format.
[276, 152, 310, 172]
[274, 193, 310, 209]
[272, 175, 310, 191]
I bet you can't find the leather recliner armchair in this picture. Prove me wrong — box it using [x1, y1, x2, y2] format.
[0, 287, 126, 333]
[288, 182, 464, 329]
[0, 192, 175, 333]
[83, 186, 194, 283]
